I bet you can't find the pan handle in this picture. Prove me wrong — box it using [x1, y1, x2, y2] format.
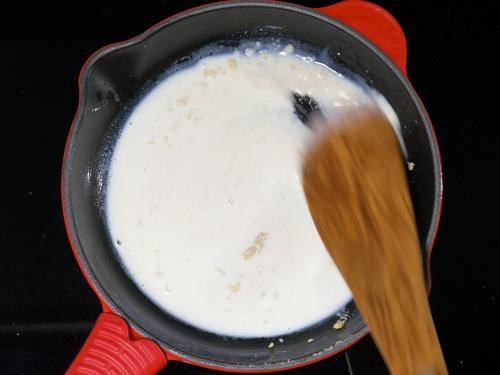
[66, 313, 167, 374]
[316, 0, 407, 75]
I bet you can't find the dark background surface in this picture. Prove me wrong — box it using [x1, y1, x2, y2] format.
[1, 0, 499, 373]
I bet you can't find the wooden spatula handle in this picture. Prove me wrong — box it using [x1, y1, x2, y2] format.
[341, 232, 447, 375]
[303, 111, 447, 375]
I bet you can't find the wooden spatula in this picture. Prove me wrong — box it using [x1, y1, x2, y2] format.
[302, 110, 448, 375]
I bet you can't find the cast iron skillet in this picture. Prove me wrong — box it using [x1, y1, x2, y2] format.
[62, 1, 443, 373]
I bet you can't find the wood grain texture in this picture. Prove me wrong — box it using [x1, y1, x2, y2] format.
[302, 111, 447, 375]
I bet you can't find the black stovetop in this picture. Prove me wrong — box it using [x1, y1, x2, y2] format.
[1, 0, 498, 373]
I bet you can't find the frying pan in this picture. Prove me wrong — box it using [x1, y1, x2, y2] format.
[62, 1, 443, 373]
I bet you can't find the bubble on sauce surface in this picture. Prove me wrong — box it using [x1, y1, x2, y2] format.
[258, 50, 269, 60]
[163, 285, 173, 295]
[245, 48, 255, 56]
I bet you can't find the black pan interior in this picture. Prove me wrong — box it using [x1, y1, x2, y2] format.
[62, 2, 440, 370]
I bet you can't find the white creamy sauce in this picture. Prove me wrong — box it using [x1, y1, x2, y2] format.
[106, 45, 400, 338]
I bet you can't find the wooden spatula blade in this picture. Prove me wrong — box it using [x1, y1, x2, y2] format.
[302, 110, 447, 375]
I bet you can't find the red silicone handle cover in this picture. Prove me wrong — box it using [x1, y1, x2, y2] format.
[317, 0, 407, 75]
[66, 313, 167, 375]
